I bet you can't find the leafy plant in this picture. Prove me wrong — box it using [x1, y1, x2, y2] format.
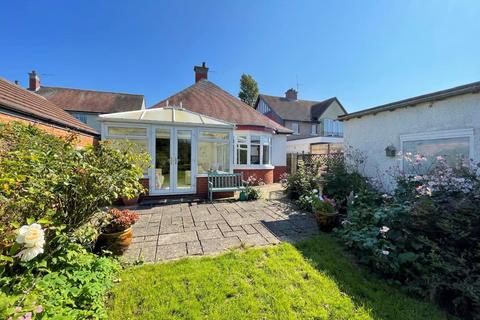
[243, 175, 263, 201]
[0, 122, 150, 248]
[312, 196, 336, 215]
[322, 150, 371, 205]
[102, 209, 139, 233]
[336, 157, 480, 318]
[282, 161, 323, 200]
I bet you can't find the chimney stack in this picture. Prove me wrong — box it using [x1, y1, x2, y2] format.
[28, 70, 40, 91]
[285, 88, 297, 100]
[194, 62, 209, 83]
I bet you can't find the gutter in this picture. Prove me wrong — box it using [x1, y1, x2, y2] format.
[0, 104, 99, 137]
[340, 81, 480, 121]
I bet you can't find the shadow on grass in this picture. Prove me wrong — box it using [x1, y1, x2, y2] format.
[295, 234, 454, 320]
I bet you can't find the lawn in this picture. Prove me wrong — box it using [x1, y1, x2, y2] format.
[107, 235, 452, 320]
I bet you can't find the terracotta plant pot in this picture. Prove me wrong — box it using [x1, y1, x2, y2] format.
[315, 211, 338, 232]
[97, 227, 133, 254]
[121, 195, 139, 206]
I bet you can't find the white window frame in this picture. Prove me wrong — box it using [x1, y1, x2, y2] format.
[291, 122, 299, 135]
[311, 124, 317, 135]
[103, 124, 150, 177]
[197, 129, 233, 176]
[399, 128, 474, 172]
[234, 132, 273, 168]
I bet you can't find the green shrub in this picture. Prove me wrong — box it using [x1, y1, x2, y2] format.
[0, 122, 148, 319]
[337, 158, 480, 318]
[1, 237, 120, 319]
[282, 161, 322, 200]
[322, 151, 370, 204]
[0, 122, 150, 246]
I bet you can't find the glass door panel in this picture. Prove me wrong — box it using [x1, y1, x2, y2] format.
[176, 130, 192, 189]
[155, 128, 171, 191]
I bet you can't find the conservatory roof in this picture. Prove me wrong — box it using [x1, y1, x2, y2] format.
[99, 106, 235, 128]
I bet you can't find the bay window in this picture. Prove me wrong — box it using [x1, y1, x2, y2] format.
[235, 133, 272, 166]
[197, 130, 231, 174]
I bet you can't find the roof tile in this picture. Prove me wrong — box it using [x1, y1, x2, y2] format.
[36, 86, 144, 113]
[259, 94, 340, 122]
[151, 80, 291, 134]
[0, 78, 97, 135]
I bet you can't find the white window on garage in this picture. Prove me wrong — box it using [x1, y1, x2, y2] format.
[400, 129, 474, 174]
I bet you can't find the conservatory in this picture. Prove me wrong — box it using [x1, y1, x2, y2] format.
[99, 106, 235, 196]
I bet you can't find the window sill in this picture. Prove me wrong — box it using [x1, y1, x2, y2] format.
[233, 164, 274, 170]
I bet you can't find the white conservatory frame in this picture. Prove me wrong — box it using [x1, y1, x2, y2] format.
[99, 107, 235, 196]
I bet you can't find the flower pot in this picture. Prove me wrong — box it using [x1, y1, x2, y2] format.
[121, 195, 139, 206]
[315, 211, 338, 232]
[239, 191, 247, 201]
[97, 227, 133, 254]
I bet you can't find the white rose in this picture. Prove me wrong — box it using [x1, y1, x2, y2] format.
[16, 245, 45, 262]
[382, 250, 389, 256]
[15, 223, 45, 261]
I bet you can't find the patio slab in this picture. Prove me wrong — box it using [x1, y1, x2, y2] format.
[123, 199, 319, 262]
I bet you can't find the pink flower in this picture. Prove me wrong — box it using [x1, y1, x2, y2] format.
[23, 312, 32, 320]
[34, 305, 43, 314]
[14, 307, 22, 313]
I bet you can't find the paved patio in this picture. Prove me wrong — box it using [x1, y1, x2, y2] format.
[123, 199, 319, 262]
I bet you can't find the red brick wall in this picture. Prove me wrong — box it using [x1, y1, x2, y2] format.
[197, 177, 234, 199]
[140, 177, 233, 200]
[234, 168, 274, 184]
[0, 113, 97, 147]
[273, 166, 287, 182]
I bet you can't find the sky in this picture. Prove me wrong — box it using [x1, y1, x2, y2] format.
[1, 0, 479, 112]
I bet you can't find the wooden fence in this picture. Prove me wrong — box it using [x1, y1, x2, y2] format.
[286, 152, 343, 174]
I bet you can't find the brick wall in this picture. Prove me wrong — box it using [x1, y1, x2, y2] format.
[140, 177, 234, 200]
[273, 166, 287, 182]
[234, 168, 274, 184]
[0, 113, 97, 147]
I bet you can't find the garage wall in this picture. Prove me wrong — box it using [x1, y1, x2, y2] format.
[343, 92, 480, 189]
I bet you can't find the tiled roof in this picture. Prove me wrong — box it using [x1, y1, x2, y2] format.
[0, 78, 98, 135]
[36, 86, 144, 114]
[259, 94, 343, 122]
[151, 80, 292, 134]
[340, 81, 480, 121]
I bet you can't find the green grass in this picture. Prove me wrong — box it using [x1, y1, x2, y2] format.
[107, 235, 452, 320]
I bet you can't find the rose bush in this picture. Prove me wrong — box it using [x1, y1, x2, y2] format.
[0, 123, 147, 319]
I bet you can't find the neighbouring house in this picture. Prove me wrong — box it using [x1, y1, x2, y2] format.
[341, 81, 480, 189]
[29, 71, 145, 132]
[255, 89, 347, 154]
[99, 63, 292, 199]
[0, 77, 98, 146]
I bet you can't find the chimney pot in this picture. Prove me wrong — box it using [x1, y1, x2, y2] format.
[285, 88, 297, 100]
[28, 70, 40, 91]
[194, 62, 209, 83]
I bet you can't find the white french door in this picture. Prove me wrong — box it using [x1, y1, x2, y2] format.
[151, 127, 195, 194]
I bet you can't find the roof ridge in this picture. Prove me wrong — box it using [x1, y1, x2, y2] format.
[40, 86, 144, 97]
[260, 93, 336, 104]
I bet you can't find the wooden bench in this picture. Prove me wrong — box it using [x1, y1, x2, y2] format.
[208, 173, 246, 202]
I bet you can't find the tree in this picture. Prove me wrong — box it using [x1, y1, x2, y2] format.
[238, 74, 259, 107]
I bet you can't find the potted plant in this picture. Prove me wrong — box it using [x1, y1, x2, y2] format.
[121, 194, 140, 206]
[97, 208, 139, 254]
[312, 196, 338, 232]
